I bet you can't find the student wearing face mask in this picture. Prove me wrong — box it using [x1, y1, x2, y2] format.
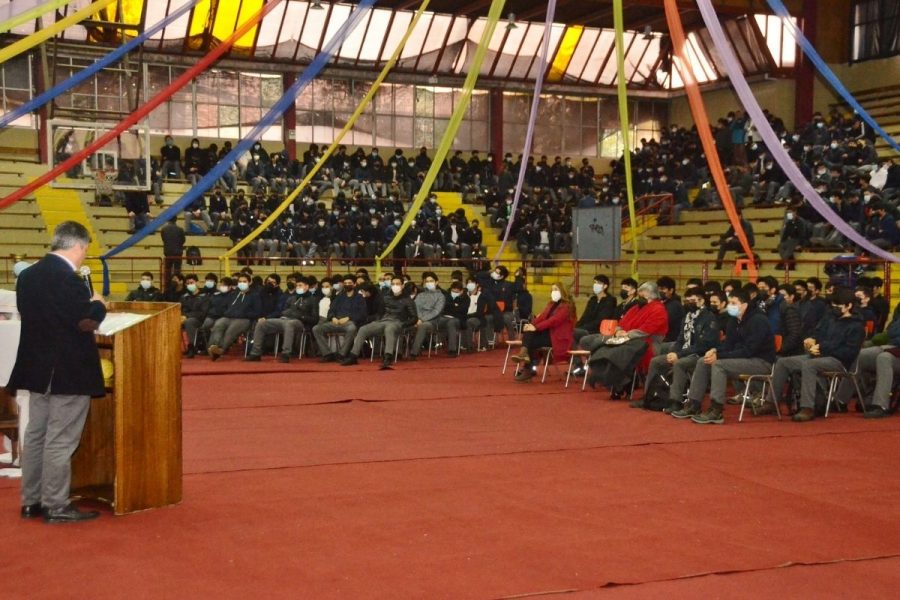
[125, 271, 163, 302]
[201, 273, 218, 295]
[180, 274, 210, 358]
[680, 289, 776, 424]
[439, 281, 471, 355]
[463, 278, 494, 351]
[245, 275, 319, 363]
[511, 283, 576, 382]
[199, 277, 234, 343]
[183, 138, 207, 185]
[766, 287, 865, 421]
[614, 278, 639, 319]
[775, 207, 810, 271]
[160, 135, 182, 179]
[313, 275, 366, 362]
[341, 275, 418, 369]
[409, 272, 446, 359]
[573, 275, 616, 346]
[207, 274, 262, 360]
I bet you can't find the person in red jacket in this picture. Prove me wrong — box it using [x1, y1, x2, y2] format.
[511, 282, 576, 382]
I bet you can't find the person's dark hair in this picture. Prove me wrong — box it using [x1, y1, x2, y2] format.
[221, 277, 234, 287]
[355, 267, 369, 277]
[777, 283, 794, 296]
[205, 272, 218, 283]
[870, 276, 884, 288]
[495, 265, 509, 279]
[684, 287, 703, 299]
[237, 274, 251, 283]
[703, 280, 722, 294]
[267, 273, 281, 285]
[450, 270, 464, 282]
[855, 285, 873, 300]
[657, 276, 676, 290]
[730, 289, 751, 305]
[593, 274, 610, 286]
[422, 271, 438, 282]
[806, 277, 822, 291]
[760, 275, 778, 290]
[240, 266, 254, 276]
[402, 281, 417, 297]
[185, 273, 199, 283]
[50, 220, 91, 251]
[140, 271, 153, 279]
[686, 277, 703, 288]
[742, 282, 759, 295]
[171, 272, 184, 283]
[341, 274, 356, 283]
[831, 286, 855, 307]
[723, 278, 742, 292]
[450, 281, 464, 291]
[251, 275, 263, 287]
[709, 290, 728, 304]
[621, 277, 638, 289]
[792, 279, 807, 289]
[307, 275, 318, 286]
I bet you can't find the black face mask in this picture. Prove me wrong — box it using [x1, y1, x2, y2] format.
[684, 301, 698, 311]
[635, 297, 648, 307]
[619, 290, 629, 300]
[831, 306, 844, 318]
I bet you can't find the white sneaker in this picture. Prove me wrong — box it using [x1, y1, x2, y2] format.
[0, 467, 22, 478]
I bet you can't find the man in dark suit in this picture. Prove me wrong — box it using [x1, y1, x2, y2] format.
[7, 221, 107, 523]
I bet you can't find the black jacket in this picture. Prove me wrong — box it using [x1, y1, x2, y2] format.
[673, 308, 719, 358]
[126, 285, 163, 302]
[7, 254, 107, 397]
[222, 290, 262, 319]
[814, 312, 866, 368]
[280, 292, 319, 327]
[180, 291, 210, 321]
[718, 304, 776, 363]
[206, 290, 232, 320]
[380, 292, 418, 327]
[777, 302, 803, 356]
[442, 291, 470, 323]
[576, 294, 617, 332]
[662, 294, 685, 342]
[160, 222, 186, 256]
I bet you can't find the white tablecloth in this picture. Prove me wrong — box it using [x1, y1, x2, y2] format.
[0, 320, 21, 387]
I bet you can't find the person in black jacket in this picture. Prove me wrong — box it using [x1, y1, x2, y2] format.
[8, 221, 107, 523]
[615, 277, 639, 319]
[160, 218, 186, 282]
[712, 209, 755, 270]
[775, 284, 803, 357]
[160, 135, 181, 178]
[795, 278, 827, 338]
[682, 289, 776, 424]
[313, 274, 367, 361]
[181, 273, 210, 358]
[124, 190, 151, 233]
[183, 138, 206, 185]
[570, 275, 617, 374]
[207, 273, 262, 360]
[441, 280, 471, 355]
[657, 276, 684, 343]
[245, 275, 319, 363]
[125, 271, 163, 302]
[342, 275, 418, 369]
[200, 277, 233, 339]
[768, 286, 866, 421]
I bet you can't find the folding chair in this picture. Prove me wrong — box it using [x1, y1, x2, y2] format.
[503, 340, 523, 375]
[565, 350, 591, 391]
[737, 363, 782, 422]
[823, 360, 867, 417]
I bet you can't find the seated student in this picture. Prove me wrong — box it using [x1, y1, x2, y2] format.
[854, 285, 877, 333]
[313, 274, 366, 362]
[126, 271, 163, 302]
[573, 275, 617, 345]
[707, 290, 730, 335]
[181, 273, 210, 358]
[341, 275, 418, 369]
[511, 283, 576, 382]
[441, 280, 470, 355]
[614, 277, 639, 319]
[245, 275, 319, 363]
[834, 314, 900, 419]
[767, 287, 866, 421]
[636, 287, 719, 412]
[775, 284, 804, 357]
[679, 289, 775, 424]
[201, 272, 219, 295]
[585, 281, 668, 397]
[410, 271, 446, 358]
[476, 265, 518, 341]
[464, 277, 496, 351]
[200, 277, 234, 340]
[316, 278, 332, 322]
[657, 276, 684, 343]
[208, 273, 262, 360]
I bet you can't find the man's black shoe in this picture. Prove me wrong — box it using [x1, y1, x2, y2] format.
[44, 504, 100, 524]
[184, 345, 196, 359]
[20, 504, 42, 519]
[408, 354, 418, 361]
[278, 353, 290, 364]
[340, 354, 358, 366]
[864, 405, 891, 419]
[243, 354, 261, 362]
[319, 353, 337, 363]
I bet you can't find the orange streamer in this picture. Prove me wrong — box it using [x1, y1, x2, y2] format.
[662, 0, 757, 280]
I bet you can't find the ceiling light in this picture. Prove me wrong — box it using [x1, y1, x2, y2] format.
[506, 13, 518, 30]
[642, 25, 654, 40]
[311, 0, 324, 10]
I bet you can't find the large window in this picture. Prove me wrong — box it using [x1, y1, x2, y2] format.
[503, 92, 599, 157]
[295, 80, 489, 151]
[599, 100, 668, 158]
[0, 55, 35, 128]
[852, 0, 900, 61]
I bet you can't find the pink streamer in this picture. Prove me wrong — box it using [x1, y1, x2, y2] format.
[494, 0, 558, 263]
[695, 0, 897, 263]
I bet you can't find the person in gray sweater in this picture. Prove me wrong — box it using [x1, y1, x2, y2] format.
[410, 271, 446, 358]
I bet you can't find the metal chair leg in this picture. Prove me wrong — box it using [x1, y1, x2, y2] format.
[565, 355, 575, 389]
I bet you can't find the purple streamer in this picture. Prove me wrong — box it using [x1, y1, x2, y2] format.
[696, 0, 897, 263]
[494, 0, 558, 263]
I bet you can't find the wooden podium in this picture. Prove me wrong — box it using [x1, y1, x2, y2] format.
[71, 301, 183, 515]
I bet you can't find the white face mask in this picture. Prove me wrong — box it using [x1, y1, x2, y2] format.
[237, 282, 249, 292]
[450, 291, 461, 299]
[466, 282, 476, 293]
[391, 284, 403, 295]
[296, 286, 307, 295]
[593, 283, 605, 294]
[218, 286, 229, 294]
[551, 290, 562, 302]
[491, 272, 502, 280]
[205, 280, 215, 288]
[140, 279, 152, 289]
[321, 287, 332, 297]
[424, 282, 436, 291]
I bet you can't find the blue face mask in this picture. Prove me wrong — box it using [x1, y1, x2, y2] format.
[726, 305, 741, 317]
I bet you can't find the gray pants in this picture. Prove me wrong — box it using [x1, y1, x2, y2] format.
[771, 354, 844, 409]
[313, 321, 358, 357]
[412, 318, 440, 355]
[688, 357, 772, 407]
[836, 346, 900, 409]
[250, 318, 303, 356]
[670, 354, 700, 401]
[352, 320, 403, 357]
[444, 317, 462, 352]
[22, 392, 91, 510]
[183, 317, 203, 345]
[209, 317, 251, 351]
[465, 317, 489, 350]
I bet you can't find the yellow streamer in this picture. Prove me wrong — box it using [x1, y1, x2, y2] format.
[612, 0, 639, 279]
[548, 25, 582, 83]
[221, 0, 433, 275]
[0, 0, 116, 64]
[0, 0, 77, 35]
[376, 0, 507, 277]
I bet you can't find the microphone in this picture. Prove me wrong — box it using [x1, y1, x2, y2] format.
[80, 265, 94, 296]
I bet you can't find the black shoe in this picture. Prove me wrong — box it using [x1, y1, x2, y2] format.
[514, 365, 537, 382]
[319, 353, 337, 363]
[380, 354, 394, 370]
[864, 405, 891, 419]
[628, 398, 646, 409]
[20, 504, 42, 519]
[278, 353, 290, 364]
[184, 345, 196, 359]
[243, 354, 261, 362]
[44, 504, 100, 524]
[340, 354, 358, 366]
[610, 387, 624, 400]
[408, 354, 418, 361]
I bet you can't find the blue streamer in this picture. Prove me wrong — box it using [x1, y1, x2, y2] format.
[766, 0, 900, 152]
[0, 0, 200, 129]
[100, 0, 377, 295]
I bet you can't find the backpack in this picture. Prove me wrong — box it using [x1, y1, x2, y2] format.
[640, 373, 671, 411]
[186, 246, 202, 266]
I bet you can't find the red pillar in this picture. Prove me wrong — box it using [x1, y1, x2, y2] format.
[282, 72, 297, 160]
[490, 89, 503, 169]
[794, 0, 817, 126]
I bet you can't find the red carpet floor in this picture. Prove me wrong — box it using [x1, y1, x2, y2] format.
[4, 351, 900, 598]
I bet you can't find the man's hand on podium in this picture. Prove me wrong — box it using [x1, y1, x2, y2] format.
[92, 293, 108, 308]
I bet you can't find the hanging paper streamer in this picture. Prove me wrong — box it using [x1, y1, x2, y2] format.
[493, 0, 557, 263]
[376, 0, 507, 276]
[222, 0, 432, 275]
[0, 0, 201, 129]
[101, 0, 378, 294]
[613, 0, 640, 277]
[0, 0, 116, 65]
[696, 0, 898, 263]
[0, 0, 77, 35]
[0, 0, 285, 211]
[767, 0, 899, 153]
[663, 0, 756, 278]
